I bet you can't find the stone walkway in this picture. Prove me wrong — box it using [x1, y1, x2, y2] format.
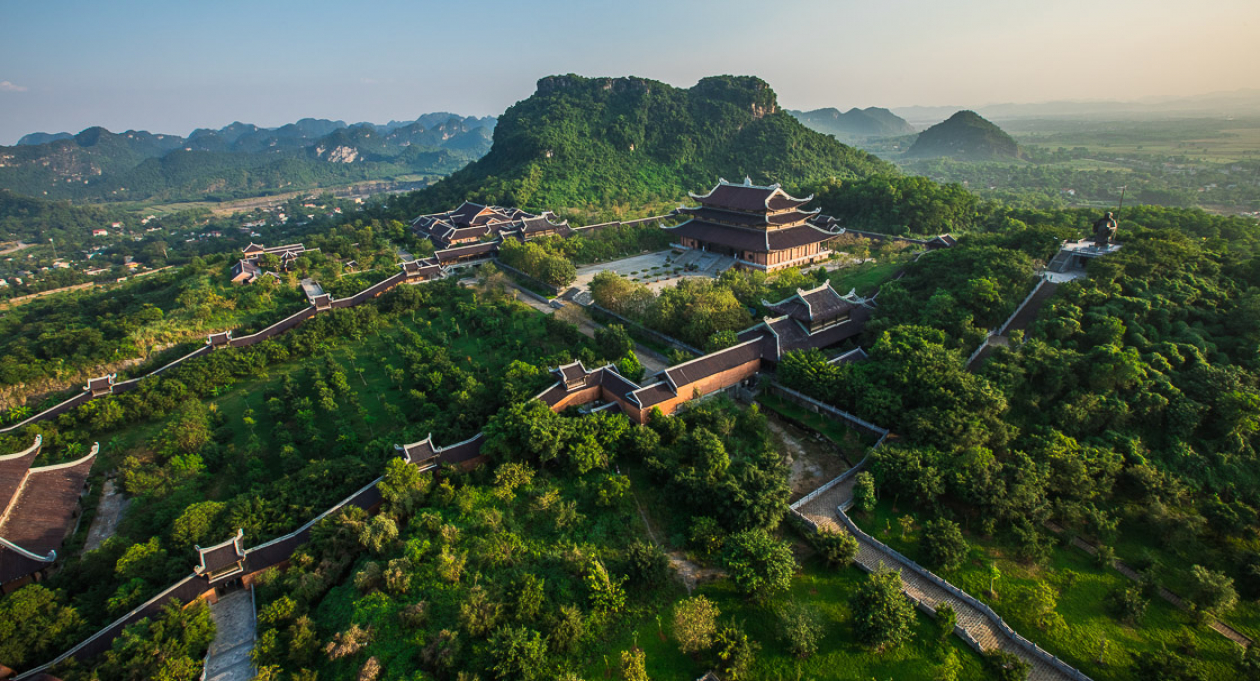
[204, 588, 256, 681]
[796, 471, 1082, 681]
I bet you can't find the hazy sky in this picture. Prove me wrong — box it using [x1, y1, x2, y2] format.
[2, 0, 1258, 144]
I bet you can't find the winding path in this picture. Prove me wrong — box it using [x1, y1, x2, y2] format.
[795, 470, 1085, 681]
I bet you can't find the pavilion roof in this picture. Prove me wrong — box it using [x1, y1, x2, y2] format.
[0, 444, 98, 585]
[195, 528, 245, 575]
[688, 178, 813, 213]
[554, 360, 588, 386]
[764, 282, 854, 324]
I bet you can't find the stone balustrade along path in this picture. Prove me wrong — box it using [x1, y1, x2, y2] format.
[795, 469, 1084, 681]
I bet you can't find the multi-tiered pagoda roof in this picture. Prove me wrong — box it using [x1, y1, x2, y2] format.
[665, 178, 840, 271]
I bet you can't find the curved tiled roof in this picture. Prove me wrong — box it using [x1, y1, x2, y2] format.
[0, 443, 98, 585]
[195, 528, 245, 575]
[666, 220, 837, 254]
[675, 205, 820, 228]
[0, 435, 41, 515]
[688, 178, 812, 213]
[764, 282, 854, 323]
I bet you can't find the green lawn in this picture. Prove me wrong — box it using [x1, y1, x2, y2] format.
[827, 260, 901, 297]
[581, 557, 996, 681]
[854, 499, 1246, 680]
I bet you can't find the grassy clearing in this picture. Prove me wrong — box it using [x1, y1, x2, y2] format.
[826, 260, 901, 297]
[853, 499, 1244, 681]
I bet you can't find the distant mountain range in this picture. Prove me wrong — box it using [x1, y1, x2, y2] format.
[892, 88, 1260, 126]
[904, 111, 1020, 161]
[0, 114, 497, 204]
[403, 74, 893, 215]
[787, 107, 915, 140]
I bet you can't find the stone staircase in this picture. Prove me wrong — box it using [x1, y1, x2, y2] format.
[1047, 249, 1074, 273]
[797, 476, 1082, 681]
[204, 588, 256, 681]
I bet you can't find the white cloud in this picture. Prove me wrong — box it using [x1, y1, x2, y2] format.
[0, 81, 27, 92]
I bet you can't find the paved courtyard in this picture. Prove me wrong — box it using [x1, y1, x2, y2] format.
[572, 249, 735, 293]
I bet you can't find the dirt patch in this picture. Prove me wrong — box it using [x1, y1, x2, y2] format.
[668, 551, 725, 594]
[766, 413, 850, 502]
[84, 479, 130, 552]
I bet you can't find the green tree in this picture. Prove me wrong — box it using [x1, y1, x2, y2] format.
[852, 471, 877, 514]
[487, 626, 548, 681]
[987, 650, 1032, 681]
[711, 626, 758, 680]
[851, 564, 915, 650]
[170, 501, 227, 547]
[595, 324, 635, 361]
[921, 519, 968, 571]
[619, 647, 649, 681]
[586, 559, 626, 614]
[378, 457, 430, 517]
[777, 602, 824, 658]
[0, 585, 84, 670]
[722, 528, 796, 599]
[673, 596, 720, 655]
[812, 525, 859, 567]
[358, 515, 399, 555]
[1106, 586, 1148, 625]
[1132, 646, 1207, 681]
[1188, 565, 1237, 617]
[936, 648, 963, 681]
[934, 602, 957, 642]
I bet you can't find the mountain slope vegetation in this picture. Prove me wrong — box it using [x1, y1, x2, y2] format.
[0, 115, 496, 204]
[904, 110, 1020, 161]
[404, 74, 895, 215]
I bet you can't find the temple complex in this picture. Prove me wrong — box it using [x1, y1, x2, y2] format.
[0, 437, 98, 593]
[738, 282, 874, 362]
[665, 178, 841, 272]
[231, 243, 315, 284]
[413, 201, 571, 250]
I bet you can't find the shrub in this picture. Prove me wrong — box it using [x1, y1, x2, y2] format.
[921, 518, 968, 571]
[777, 602, 824, 658]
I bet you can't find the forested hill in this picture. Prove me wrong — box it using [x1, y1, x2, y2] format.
[789, 106, 915, 140]
[401, 74, 895, 216]
[0, 189, 124, 245]
[0, 114, 496, 204]
[904, 110, 1020, 161]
